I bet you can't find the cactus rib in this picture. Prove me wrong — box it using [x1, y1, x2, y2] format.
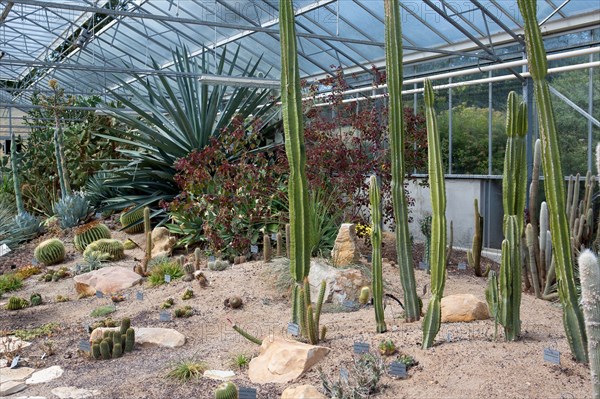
[370, 175, 387, 333]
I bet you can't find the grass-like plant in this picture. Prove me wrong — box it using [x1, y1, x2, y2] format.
[0, 273, 23, 296]
[148, 259, 183, 287]
[231, 353, 251, 370]
[90, 305, 116, 318]
[166, 359, 207, 382]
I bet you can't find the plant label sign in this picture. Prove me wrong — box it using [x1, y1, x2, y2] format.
[389, 361, 407, 378]
[353, 341, 370, 354]
[78, 339, 91, 352]
[271, 233, 277, 241]
[287, 322, 300, 337]
[238, 387, 257, 399]
[159, 311, 171, 322]
[0, 243, 11, 257]
[340, 367, 349, 383]
[9, 355, 19, 369]
[418, 261, 429, 270]
[458, 262, 467, 270]
[164, 274, 171, 283]
[250, 245, 259, 254]
[95, 290, 103, 298]
[543, 348, 560, 365]
[136, 291, 144, 301]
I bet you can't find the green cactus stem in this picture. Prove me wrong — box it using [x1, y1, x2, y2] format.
[91, 343, 101, 359]
[214, 382, 238, 399]
[499, 216, 522, 341]
[518, 0, 588, 362]
[525, 224, 542, 299]
[370, 175, 387, 333]
[578, 250, 599, 398]
[263, 234, 272, 262]
[300, 278, 326, 344]
[112, 342, 122, 358]
[100, 340, 111, 360]
[280, 0, 311, 325]
[285, 223, 291, 259]
[120, 207, 145, 234]
[529, 139, 544, 285]
[120, 318, 131, 335]
[194, 248, 202, 271]
[421, 79, 447, 349]
[384, 0, 420, 322]
[83, 239, 125, 261]
[359, 286, 370, 305]
[125, 328, 135, 352]
[467, 199, 486, 277]
[6, 296, 28, 310]
[485, 270, 500, 341]
[30, 293, 42, 306]
[74, 221, 112, 252]
[34, 238, 66, 266]
[276, 232, 283, 257]
[229, 319, 262, 346]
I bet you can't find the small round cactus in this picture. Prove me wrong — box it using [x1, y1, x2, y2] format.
[30, 293, 42, 306]
[74, 221, 112, 252]
[225, 296, 243, 309]
[83, 239, 125, 261]
[91, 343, 101, 359]
[378, 338, 397, 356]
[120, 207, 145, 234]
[359, 286, 370, 305]
[215, 382, 238, 399]
[34, 238, 65, 266]
[125, 328, 135, 352]
[6, 296, 28, 310]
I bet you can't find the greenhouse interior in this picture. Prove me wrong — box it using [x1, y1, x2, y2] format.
[0, 1, 599, 398]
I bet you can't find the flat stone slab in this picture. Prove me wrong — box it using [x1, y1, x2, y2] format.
[73, 266, 142, 295]
[89, 327, 185, 348]
[1, 366, 35, 382]
[25, 366, 63, 385]
[0, 380, 27, 396]
[203, 370, 235, 381]
[51, 387, 101, 399]
[0, 336, 32, 353]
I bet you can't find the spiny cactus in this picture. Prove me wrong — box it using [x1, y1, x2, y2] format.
[183, 263, 195, 282]
[230, 320, 263, 346]
[285, 223, 291, 259]
[384, 0, 420, 322]
[263, 234, 272, 262]
[6, 296, 28, 310]
[276, 231, 283, 257]
[91, 343, 101, 359]
[182, 288, 194, 300]
[421, 79, 447, 349]
[120, 207, 144, 234]
[525, 224, 542, 299]
[125, 328, 135, 352]
[10, 127, 24, 214]
[467, 199, 486, 276]
[578, 250, 599, 398]
[499, 216, 522, 341]
[100, 340, 110, 360]
[74, 221, 112, 252]
[138, 207, 153, 276]
[359, 286, 370, 305]
[215, 382, 238, 399]
[112, 342, 123, 358]
[34, 238, 65, 266]
[486, 270, 500, 341]
[370, 175, 386, 333]
[194, 248, 202, 271]
[30, 293, 42, 306]
[208, 259, 229, 271]
[120, 318, 131, 335]
[280, 0, 311, 325]
[83, 239, 125, 261]
[123, 239, 137, 250]
[519, 0, 588, 362]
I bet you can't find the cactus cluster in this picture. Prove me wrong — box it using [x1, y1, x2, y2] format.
[83, 239, 125, 261]
[90, 318, 135, 360]
[6, 296, 29, 310]
[30, 293, 42, 306]
[208, 259, 229, 271]
[34, 238, 65, 266]
[74, 221, 112, 252]
[120, 207, 145, 234]
[298, 278, 327, 344]
[39, 266, 70, 282]
[215, 382, 238, 399]
[174, 306, 193, 318]
[370, 175, 386, 333]
[182, 288, 194, 300]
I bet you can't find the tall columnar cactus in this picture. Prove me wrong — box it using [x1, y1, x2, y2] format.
[518, 0, 588, 362]
[141, 207, 152, 275]
[370, 175, 387, 333]
[280, 0, 311, 324]
[499, 216, 522, 341]
[9, 128, 24, 214]
[384, 0, 420, 322]
[299, 278, 327, 344]
[34, 238, 66, 266]
[467, 199, 485, 276]
[578, 250, 599, 398]
[485, 270, 500, 340]
[525, 223, 542, 299]
[422, 79, 447, 349]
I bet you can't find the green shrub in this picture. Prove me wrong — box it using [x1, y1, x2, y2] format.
[148, 259, 183, 287]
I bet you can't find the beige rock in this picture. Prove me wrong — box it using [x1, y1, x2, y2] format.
[248, 336, 330, 384]
[0, 336, 32, 354]
[441, 294, 490, 323]
[73, 267, 143, 296]
[331, 224, 361, 267]
[25, 366, 63, 385]
[203, 370, 235, 381]
[308, 260, 369, 305]
[0, 366, 35, 382]
[281, 385, 326, 399]
[0, 380, 27, 396]
[89, 327, 185, 348]
[51, 386, 101, 399]
[151, 227, 176, 258]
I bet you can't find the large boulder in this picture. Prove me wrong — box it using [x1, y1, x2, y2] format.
[248, 337, 330, 384]
[151, 227, 176, 258]
[331, 224, 361, 267]
[441, 294, 490, 323]
[308, 260, 369, 305]
[73, 267, 142, 296]
[281, 385, 326, 399]
[90, 327, 185, 348]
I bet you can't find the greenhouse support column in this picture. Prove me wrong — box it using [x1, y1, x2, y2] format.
[448, 77, 453, 175]
[488, 71, 493, 175]
[588, 53, 594, 172]
[524, 77, 534, 208]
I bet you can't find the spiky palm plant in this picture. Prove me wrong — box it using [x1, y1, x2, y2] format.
[95, 45, 279, 213]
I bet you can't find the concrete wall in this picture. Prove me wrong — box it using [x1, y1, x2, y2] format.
[405, 177, 503, 250]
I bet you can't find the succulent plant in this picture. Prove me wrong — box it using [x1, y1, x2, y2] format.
[74, 221, 112, 252]
[123, 239, 138, 250]
[183, 263, 195, 282]
[53, 193, 93, 229]
[161, 297, 175, 309]
[34, 238, 66, 266]
[6, 296, 28, 310]
[214, 382, 238, 399]
[83, 238, 125, 261]
[263, 234, 272, 262]
[100, 340, 111, 360]
[370, 175, 386, 333]
[379, 339, 397, 356]
[120, 318, 131, 335]
[359, 286, 370, 305]
[225, 296, 243, 309]
[208, 259, 229, 271]
[125, 328, 135, 352]
[91, 343, 101, 359]
[578, 250, 599, 398]
[182, 288, 194, 300]
[30, 293, 42, 306]
[112, 342, 123, 358]
[120, 207, 145, 234]
[174, 306, 193, 318]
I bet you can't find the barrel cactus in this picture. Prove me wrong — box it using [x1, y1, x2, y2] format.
[120, 207, 145, 234]
[34, 238, 65, 266]
[74, 221, 112, 252]
[214, 382, 238, 399]
[6, 296, 29, 310]
[30, 293, 42, 306]
[83, 239, 125, 261]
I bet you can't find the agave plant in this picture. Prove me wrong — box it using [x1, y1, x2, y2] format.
[94, 45, 279, 213]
